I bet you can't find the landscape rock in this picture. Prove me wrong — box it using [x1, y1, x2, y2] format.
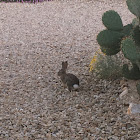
[127, 103, 140, 115]
[119, 87, 128, 100]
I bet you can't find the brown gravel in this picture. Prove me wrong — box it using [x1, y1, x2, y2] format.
[0, 0, 140, 139]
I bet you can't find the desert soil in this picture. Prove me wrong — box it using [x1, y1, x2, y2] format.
[0, 0, 140, 139]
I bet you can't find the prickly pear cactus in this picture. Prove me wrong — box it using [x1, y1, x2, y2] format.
[96, 0, 140, 94]
[97, 10, 133, 56]
[121, 37, 140, 62]
[122, 63, 140, 80]
[97, 10, 126, 55]
[122, 24, 133, 37]
[127, 0, 140, 18]
[132, 26, 140, 45]
[97, 30, 123, 55]
[132, 18, 139, 27]
[102, 10, 123, 31]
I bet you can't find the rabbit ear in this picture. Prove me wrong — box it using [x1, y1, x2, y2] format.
[62, 61, 68, 70]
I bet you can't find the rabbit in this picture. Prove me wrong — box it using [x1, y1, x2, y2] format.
[58, 61, 79, 92]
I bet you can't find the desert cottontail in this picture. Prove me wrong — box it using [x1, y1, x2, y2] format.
[58, 61, 79, 92]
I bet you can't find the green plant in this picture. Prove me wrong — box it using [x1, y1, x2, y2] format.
[122, 63, 140, 80]
[96, 0, 140, 94]
[89, 50, 122, 80]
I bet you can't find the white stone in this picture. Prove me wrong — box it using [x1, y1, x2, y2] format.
[119, 87, 128, 99]
[127, 103, 140, 114]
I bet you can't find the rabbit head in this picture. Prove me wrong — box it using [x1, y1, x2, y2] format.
[58, 61, 68, 76]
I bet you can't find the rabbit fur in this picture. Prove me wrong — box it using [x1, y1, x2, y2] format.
[58, 61, 79, 92]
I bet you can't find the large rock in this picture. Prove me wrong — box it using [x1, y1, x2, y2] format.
[127, 103, 140, 128]
[127, 103, 140, 114]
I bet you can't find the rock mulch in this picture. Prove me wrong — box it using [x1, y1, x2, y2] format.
[0, 0, 140, 139]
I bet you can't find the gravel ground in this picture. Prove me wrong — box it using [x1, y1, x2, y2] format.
[0, 0, 140, 139]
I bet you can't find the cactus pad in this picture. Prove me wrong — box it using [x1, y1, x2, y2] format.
[121, 37, 140, 62]
[132, 26, 140, 46]
[102, 10, 123, 31]
[96, 0, 140, 81]
[132, 18, 139, 27]
[127, 0, 140, 17]
[97, 30, 123, 48]
[122, 63, 140, 80]
[100, 46, 120, 55]
[122, 24, 133, 37]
